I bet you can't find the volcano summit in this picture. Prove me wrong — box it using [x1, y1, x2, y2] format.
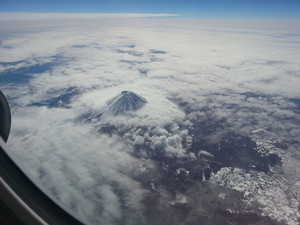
[104, 91, 147, 117]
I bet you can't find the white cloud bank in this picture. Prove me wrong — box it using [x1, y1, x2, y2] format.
[1, 16, 300, 224]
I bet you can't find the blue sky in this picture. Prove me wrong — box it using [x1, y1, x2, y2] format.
[1, 0, 300, 18]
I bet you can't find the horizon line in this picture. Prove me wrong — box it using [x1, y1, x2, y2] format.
[0, 12, 181, 21]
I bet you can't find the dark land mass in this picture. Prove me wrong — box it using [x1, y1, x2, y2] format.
[29, 87, 79, 108]
[81, 93, 284, 225]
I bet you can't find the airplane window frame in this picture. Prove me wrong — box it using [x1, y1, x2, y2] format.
[0, 90, 84, 225]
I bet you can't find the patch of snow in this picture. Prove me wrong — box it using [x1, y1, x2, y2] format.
[210, 167, 300, 225]
[176, 168, 189, 175]
[169, 193, 188, 205]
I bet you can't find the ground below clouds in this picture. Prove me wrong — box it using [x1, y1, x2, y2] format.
[1, 17, 300, 225]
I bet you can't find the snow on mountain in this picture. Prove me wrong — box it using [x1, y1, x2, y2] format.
[104, 91, 147, 117]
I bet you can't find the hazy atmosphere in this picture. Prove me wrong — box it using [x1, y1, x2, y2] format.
[1, 1, 300, 224]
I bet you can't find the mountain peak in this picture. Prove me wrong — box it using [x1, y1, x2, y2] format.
[105, 91, 147, 117]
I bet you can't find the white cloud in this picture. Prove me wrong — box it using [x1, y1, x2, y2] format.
[7, 106, 151, 224]
[1, 16, 300, 224]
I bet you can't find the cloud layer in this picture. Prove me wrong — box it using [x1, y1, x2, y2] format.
[1, 16, 300, 224]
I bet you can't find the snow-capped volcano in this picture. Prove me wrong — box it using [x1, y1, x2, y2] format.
[104, 91, 147, 117]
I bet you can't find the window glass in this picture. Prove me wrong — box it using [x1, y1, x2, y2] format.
[1, 12, 300, 225]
